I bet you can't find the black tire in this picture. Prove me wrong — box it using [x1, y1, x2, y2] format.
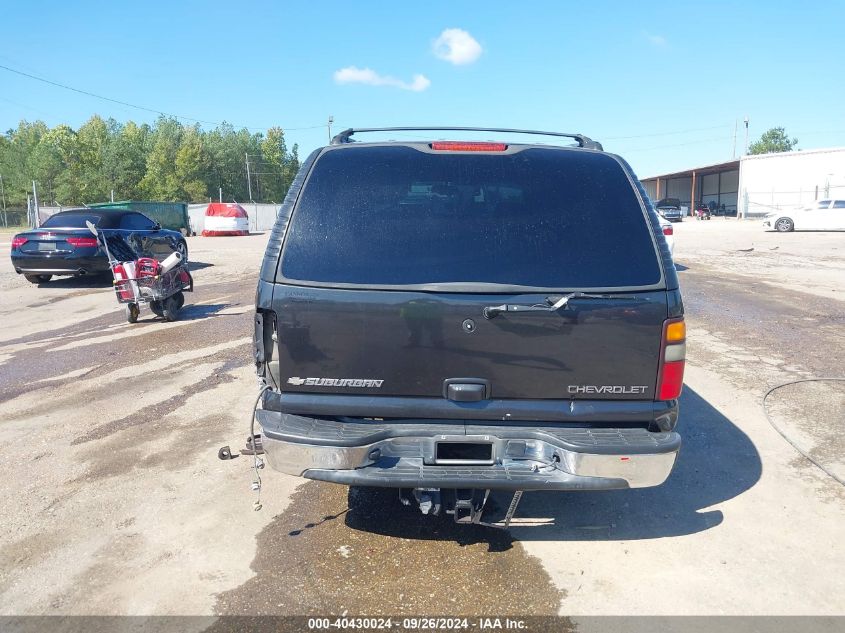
[149, 300, 164, 317]
[24, 274, 52, 284]
[775, 217, 794, 232]
[174, 290, 185, 310]
[162, 296, 179, 322]
[176, 240, 188, 262]
[126, 303, 140, 323]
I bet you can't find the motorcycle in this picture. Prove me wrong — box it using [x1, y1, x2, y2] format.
[696, 205, 712, 220]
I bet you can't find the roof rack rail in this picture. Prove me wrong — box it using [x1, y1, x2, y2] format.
[330, 127, 603, 151]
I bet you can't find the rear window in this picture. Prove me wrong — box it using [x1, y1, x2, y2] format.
[41, 213, 116, 229]
[280, 146, 661, 289]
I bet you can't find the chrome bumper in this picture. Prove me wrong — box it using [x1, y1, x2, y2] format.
[258, 412, 680, 490]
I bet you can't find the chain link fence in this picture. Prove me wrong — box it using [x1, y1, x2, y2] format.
[22, 202, 282, 234]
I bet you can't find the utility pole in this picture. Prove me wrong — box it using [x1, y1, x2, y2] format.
[32, 180, 39, 228]
[110, 189, 115, 203]
[744, 117, 750, 155]
[731, 120, 737, 159]
[219, 187, 222, 203]
[328, 115, 334, 143]
[0, 174, 6, 228]
[245, 153, 253, 202]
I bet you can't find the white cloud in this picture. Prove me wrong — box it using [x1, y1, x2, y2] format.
[432, 28, 482, 65]
[644, 32, 668, 47]
[333, 66, 431, 92]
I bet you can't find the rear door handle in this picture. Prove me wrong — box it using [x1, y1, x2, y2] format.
[443, 378, 491, 402]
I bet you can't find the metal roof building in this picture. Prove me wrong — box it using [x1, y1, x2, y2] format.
[640, 147, 845, 218]
[641, 160, 740, 217]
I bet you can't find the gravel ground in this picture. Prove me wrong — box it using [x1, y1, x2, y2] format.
[0, 221, 842, 619]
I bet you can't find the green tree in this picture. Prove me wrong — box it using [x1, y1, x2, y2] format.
[102, 121, 150, 200]
[174, 125, 210, 202]
[140, 117, 183, 199]
[73, 115, 112, 202]
[0, 115, 301, 207]
[283, 143, 300, 193]
[205, 123, 262, 202]
[33, 125, 77, 205]
[205, 123, 241, 201]
[749, 127, 798, 155]
[260, 126, 288, 201]
[2, 121, 49, 207]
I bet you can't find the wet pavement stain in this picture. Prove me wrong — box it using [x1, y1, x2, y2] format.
[214, 482, 567, 620]
[0, 279, 248, 405]
[70, 353, 243, 445]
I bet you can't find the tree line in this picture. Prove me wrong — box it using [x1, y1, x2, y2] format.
[0, 115, 301, 210]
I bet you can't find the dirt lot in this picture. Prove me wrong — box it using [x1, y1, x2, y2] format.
[0, 219, 842, 618]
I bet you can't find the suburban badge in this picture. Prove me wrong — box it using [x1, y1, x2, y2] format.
[287, 377, 385, 388]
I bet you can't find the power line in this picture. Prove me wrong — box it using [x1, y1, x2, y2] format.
[624, 135, 735, 153]
[604, 124, 733, 141]
[0, 63, 328, 132]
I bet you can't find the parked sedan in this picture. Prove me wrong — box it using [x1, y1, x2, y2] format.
[10, 209, 188, 284]
[763, 199, 845, 232]
[655, 197, 687, 222]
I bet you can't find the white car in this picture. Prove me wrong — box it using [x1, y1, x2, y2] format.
[657, 212, 675, 256]
[763, 199, 845, 232]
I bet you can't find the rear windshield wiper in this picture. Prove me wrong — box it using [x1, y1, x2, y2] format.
[482, 292, 636, 319]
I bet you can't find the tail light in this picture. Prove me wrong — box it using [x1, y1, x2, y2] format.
[11, 236, 27, 249]
[255, 309, 280, 388]
[657, 318, 685, 400]
[66, 237, 99, 248]
[431, 141, 508, 152]
[662, 225, 673, 236]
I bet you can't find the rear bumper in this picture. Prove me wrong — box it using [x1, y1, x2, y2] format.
[12, 253, 109, 275]
[256, 410, 680, 490]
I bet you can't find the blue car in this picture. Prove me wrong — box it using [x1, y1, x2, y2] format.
[10, 209, 188, 284]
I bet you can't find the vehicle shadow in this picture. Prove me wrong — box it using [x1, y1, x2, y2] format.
[344, 386, 762, 543]
[38, 274, 113, 289]
[126, 302, 232, 323]
[344, 485, 518, 552]
[173, 302, 232, 321]
[187, 260, 214, 271]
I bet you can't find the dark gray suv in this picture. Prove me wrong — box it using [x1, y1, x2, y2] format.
[253, 128, 685, 524]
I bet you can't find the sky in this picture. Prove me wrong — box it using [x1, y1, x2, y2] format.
[1, 0, 844, 178]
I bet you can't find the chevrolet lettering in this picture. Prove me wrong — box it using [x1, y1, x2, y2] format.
[568, 385, 649, 395]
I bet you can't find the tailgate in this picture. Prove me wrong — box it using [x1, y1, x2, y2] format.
[263, 144, 674, 406]
[273, 287, 666, 400]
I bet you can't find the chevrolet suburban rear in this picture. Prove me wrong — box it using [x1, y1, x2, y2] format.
[253, 127, 684, 524]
